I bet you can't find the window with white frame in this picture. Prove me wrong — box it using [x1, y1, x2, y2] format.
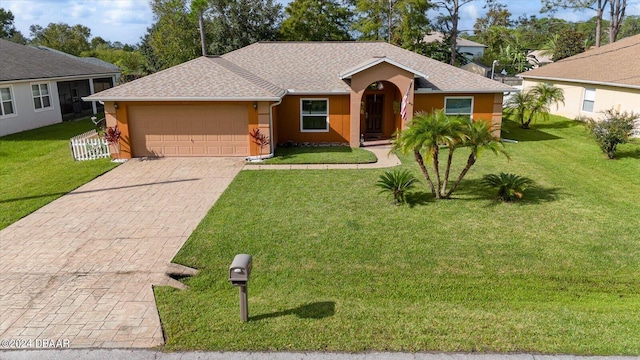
[32, 83, 52, 110]
[0, 86, 16, 117]
[444, 97, 473, 120]
[300, 98, 329, 132]
[582, 88, 596, 112]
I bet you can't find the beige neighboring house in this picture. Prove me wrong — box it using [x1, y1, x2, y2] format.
[527, 50, 553, 68]
[519, 34, 640, 136]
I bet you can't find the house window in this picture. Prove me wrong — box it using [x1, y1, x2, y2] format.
[32, 83, 52, 110]
[301, 99, 329, 132]
[444, 97, 473, 120]
[582, 88, 596, 112]
[0, 86, 16, 117]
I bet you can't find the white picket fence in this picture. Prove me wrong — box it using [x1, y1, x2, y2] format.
[70, 129, 111, 161]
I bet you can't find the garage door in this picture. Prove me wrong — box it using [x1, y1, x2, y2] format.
[128, 104, 249, 157]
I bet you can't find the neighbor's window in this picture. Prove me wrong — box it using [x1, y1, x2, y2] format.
[582, 88, 596, 112]
[32, 83, 52, 110]
[0, 86, 16, 117]
[445, 97, 473, 120]
[301, 99, 329, 132]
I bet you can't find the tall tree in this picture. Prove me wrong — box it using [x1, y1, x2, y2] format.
[141, 0, 200, 72]
[541, 0, 607, 47]
[353, 0, 431, 49]
[433, 0, 474, 66]
[0, 8, 16, 38]
[0, 8, 26, 44]
[280, 0, 353, 41]
[473, 0, 511, 35]
[552, 27, 585, 60]
[206, 0, 282, 55]
[618, 15, 640, 38]
[515, 16, 572, 49]
[29, 23, 92, 56]
[394, 0, 432, 51]
[608, 0, 627, 42]
[472, 0, 512, 63]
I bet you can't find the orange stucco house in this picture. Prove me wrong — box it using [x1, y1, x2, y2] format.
[85, 42, 514, 160]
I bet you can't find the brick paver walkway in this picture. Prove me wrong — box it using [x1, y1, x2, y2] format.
[0, 158, 244, 348]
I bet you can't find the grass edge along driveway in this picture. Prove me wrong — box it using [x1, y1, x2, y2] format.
[0, 118, 118, 230]
[156, 115, 640, 354]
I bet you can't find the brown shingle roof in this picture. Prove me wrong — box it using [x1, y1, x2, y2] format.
[222, 42, 512, 93]
[0, 39, 119, 82]
[87, 41, 513, 101]
[519, 34, 640, 89]
[85, 57, 285, 101]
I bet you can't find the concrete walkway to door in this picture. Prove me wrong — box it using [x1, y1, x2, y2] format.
[0, 158, 244, 348]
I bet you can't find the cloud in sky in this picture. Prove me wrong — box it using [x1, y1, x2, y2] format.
[3, 0, 154, 45]
[2, 0, 640, 46]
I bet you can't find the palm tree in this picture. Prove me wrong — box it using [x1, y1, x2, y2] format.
[446, 120, 509, 198]
[392, 110, 466, 199]
[504, 91, 534, 128]
[530, 82, 565, 109]
[505, 84, 565, 129]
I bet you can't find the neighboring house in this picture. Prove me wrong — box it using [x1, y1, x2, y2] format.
[527, 50, 553, 68]
[85, 42, 513, 160]
[35, 45, 121, 83]
[0, 39, 120, 136]
[423, 32, 487, 60]
[520, 34, 640, 136]
[461, 62, 490, 78]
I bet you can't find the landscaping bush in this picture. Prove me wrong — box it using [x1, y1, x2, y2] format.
[587, 109, 638, 159]
[376, 169, 417, 205]
[481, 172, 533, 202]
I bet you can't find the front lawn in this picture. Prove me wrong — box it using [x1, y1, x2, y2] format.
[248, 146, 377, 164]
[0, 118, 118, 230]
[156, 115, 640, 354]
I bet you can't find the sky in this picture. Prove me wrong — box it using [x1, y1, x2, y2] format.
[3, 0, 640, 46]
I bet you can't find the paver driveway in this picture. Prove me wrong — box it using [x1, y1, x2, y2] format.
[0, 157, 244, 348]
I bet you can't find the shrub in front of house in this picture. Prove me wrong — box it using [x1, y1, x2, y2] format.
[376, 169, 417, 205]
[481, 172, 534, 202]
[587, 109, 638, 159]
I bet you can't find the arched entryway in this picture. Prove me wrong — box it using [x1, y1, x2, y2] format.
[361, 80, 402, 142]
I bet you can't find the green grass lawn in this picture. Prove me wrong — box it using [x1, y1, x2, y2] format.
[156, 115, 640, 354]
[0, 118, 118, 230]
[248, 146, 378, 164]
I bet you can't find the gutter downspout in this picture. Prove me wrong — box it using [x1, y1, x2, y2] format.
[246, 97, 282, 162]
[267, 98, 282, 159]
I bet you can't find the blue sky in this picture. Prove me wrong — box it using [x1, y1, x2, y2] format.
[3, 0, 640, 45]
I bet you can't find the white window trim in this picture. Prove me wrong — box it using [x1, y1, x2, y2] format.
[31, 82, 54, 112]
[581, 88, 596, 113]
[444, 96, 474, 120]
[300, 98, 329, 133]
[0, 85, 18, 119]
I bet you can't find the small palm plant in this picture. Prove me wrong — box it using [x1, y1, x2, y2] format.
[376, 169, 417, 205]
[481, 172, 533, 202]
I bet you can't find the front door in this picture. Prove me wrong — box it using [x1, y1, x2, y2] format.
[365, 94, 384, 138]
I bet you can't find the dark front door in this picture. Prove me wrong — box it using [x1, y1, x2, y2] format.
[365, 94, 384, 137]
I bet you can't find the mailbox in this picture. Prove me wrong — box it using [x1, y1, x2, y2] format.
[229, 254, 252, 285]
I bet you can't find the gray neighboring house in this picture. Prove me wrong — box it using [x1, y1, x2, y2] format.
[0, 39, 120, 136]
[423, 32, 487, 60]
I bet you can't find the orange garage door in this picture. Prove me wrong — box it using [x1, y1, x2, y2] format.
[128, 104, 249, 157]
